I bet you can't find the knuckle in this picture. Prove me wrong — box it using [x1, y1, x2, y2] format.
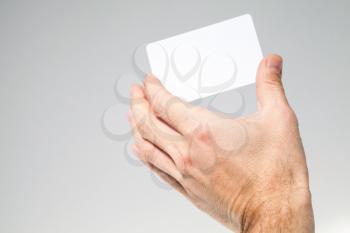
[178, 154, 193, 175]
[153, 96, 173, 118]
[152, 103, 164, 116]
[150, 93, 163, 111]
[195, 127, 211, 143]
[138, 120, 151, 137]
[143, 147, 155, 163]
[264, 77, 283, 89]
[281, 106, 298, 125]
[273, 105, 298, 127]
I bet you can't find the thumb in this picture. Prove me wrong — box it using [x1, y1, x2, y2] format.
[256, 54, 288, 109]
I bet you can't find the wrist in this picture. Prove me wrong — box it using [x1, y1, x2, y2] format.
[239, 188, 314, 233]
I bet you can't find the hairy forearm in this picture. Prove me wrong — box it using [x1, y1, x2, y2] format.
[240, 191, 314, 233]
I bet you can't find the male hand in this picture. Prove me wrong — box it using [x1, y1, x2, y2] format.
[128, 54, 314, 233]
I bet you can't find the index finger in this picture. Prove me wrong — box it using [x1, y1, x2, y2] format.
[143, 75, 200, 135]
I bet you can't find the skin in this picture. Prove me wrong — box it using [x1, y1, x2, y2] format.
[128, 54, 315, 233]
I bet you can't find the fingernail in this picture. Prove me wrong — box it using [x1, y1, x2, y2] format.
[267, 56, 283, 74]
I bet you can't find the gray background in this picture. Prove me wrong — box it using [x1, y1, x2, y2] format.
[1, 0, 349, 232]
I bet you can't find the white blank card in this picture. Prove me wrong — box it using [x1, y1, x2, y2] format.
[146, 14, 263, 102]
